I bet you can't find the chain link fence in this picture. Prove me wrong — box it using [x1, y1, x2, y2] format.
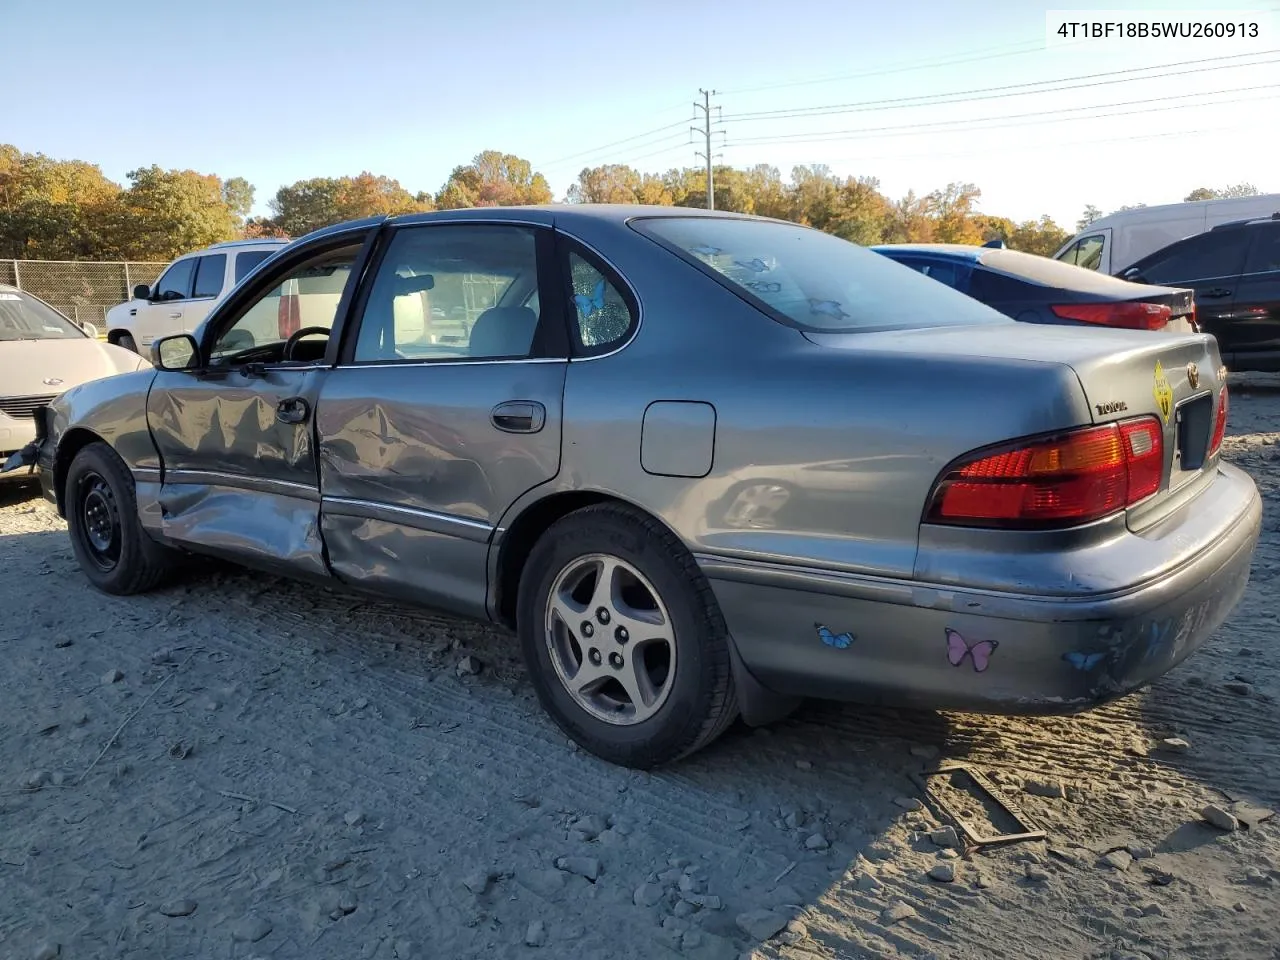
[0, 259, 169, 335]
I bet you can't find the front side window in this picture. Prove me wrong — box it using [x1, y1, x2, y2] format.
[0, 291, 85, 341]
[352, 225, 541, 363]
[633, 216, 1006, 332]
[192, 254, 227, 299]
[1056, 234, 1104, 271]
[1135, 231, 1251, 284]
[154, 258, 196, 301]
[210, 244, 360, 361]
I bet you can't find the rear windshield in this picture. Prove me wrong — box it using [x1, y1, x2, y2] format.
[0, 291, 86, 341]
[980, 247, 1158, 294]
[631, 216, 1008, 332]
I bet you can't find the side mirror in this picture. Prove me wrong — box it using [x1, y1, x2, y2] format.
[152, 333, 200, 372]
[80, 321, 100, 339]
[1120, 267, 1143, 281]
[133, 284, 151, 301]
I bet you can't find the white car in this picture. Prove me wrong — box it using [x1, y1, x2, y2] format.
[104, 239, 290, 352]
[1, 285, 150, 479]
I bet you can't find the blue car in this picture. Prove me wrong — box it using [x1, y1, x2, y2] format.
[871, 242, 1197, 334]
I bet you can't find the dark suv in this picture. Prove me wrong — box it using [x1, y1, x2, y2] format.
[1118, 214, 1280, 372]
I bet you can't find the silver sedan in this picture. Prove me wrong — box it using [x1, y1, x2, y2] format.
[3, 206, 1261, 767]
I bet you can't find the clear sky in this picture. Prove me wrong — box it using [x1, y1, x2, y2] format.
[6, 0, 1278, 231]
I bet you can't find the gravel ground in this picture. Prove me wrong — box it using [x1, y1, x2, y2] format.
[1, 376, 1278, 960]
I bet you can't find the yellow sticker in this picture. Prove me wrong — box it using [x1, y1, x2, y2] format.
[1153, 360, 1173, 424]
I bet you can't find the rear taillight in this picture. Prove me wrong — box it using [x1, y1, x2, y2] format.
[278, 293, 300, 339]
[1209, 385, 1228, 455]
[925, 417, 1164, 529]
[1050, 301, 1171, 331]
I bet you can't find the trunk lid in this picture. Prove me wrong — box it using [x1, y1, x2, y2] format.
[803, 323, 1226, 522]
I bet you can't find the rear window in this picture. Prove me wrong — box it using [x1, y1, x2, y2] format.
[631, 217, 1005, 332]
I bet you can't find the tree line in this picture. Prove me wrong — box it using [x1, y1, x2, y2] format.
[0, 142, 1262, 263]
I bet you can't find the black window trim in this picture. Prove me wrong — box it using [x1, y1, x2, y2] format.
[336, 220, 570, 368]
[556, 231, 641, 360]
[191, 253, 229, 301]
[195, 224, 382, 372]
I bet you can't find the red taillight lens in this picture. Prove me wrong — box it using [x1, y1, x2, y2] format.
[1050, 301, 1171, 331]
[278, 293, 300, 339]
[1209, 385, 1228, 455]
[926, 417, 1164, 528]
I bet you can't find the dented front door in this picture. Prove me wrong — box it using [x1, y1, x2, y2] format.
[146, 366, 328, 577]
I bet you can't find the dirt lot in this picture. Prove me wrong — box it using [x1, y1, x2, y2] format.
[1, 379, 1278, 960]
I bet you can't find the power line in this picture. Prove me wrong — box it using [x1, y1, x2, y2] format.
[722, 83, 1280, 147]
[533, 104, 692, 170]
[720, 49, 1280, 122]
[719, 37, 1063, 96]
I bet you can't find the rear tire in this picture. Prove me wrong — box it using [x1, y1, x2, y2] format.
[65, 442, 176, 595]
[117, 333, 138, 353]
[516, 503, 738, 768]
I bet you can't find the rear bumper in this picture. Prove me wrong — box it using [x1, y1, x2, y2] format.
[701, 462, 1261, 713]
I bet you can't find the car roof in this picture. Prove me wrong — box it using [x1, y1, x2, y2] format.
[1210, 213, 1280, 231]
[870, 243, 987, 262]
[205, 238, 292, 250]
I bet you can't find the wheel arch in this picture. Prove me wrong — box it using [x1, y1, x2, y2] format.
[491, 489, 689, 631]
[52, 427, 109, 517]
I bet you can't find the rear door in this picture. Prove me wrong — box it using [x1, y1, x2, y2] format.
[1227, 223, 1280, 367]
[316, 220, 568, 618]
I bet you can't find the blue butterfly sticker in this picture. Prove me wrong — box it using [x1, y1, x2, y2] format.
[735, 258, 770, 273]
[815, 622, 854, 650]
[1142, 618, 1173, 663]
[745, 280, 782, 293]
[1062, 650, 1107, 671]
[574, 278, 605, 318]
[808, 299, 850, 321]
[690, 244, 723, 256]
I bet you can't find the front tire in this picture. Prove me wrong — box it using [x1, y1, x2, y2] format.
[65, 442, 175, 595]
[516, 503, 738, 768]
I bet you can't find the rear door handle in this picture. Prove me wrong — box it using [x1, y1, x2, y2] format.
[168, 311, 183, 319]
[276, 396, 310, 425]
[491, 400, 545, 434]
[1201, 288, 1233, 299]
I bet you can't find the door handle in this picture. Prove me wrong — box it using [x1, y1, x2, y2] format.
[168, 311, 183, 319]
[491, 400, 546, 434]
[1201, 288, 1233, 299]
[276, 396, 310, 425]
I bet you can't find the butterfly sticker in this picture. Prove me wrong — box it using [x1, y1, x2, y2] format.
[690, 244, 723, 256]
[735, 258, 770, 273]
[745, 280, 782, 293]
[807, 299, 850, 321]
[573, 278, 606, 318]
[1141, 618, 1173, 663]
[945, 627, 997, 673]
[1062, 650, 1107, 672]
[815, 622, 854, 650]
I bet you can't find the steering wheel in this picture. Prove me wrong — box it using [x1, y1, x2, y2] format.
[282, 326, 331, 362]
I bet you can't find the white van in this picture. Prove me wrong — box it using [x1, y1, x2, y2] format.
[1053, 193, 1280, 276]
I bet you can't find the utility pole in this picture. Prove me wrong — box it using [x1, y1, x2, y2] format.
[691, 89, 724, 210]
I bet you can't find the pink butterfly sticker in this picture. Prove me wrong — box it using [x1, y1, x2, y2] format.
[945, 627, 998, 673]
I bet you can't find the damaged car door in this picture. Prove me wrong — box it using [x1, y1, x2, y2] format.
[145, 227, 375, 579]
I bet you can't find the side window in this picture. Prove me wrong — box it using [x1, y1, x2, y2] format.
[1244, 226, 1280, 275]
[352, 225, 541, 363]
[192, 254, 227, 299]
[1056, 234, 1104, 271]
[154, 258, 196, 301]
[568, 252, 634, 353]
[917, 261, 965, 290]
[209, 243, 361, 362]
[1138, 231, 1251, 284]
[235, 250, 274, 284]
